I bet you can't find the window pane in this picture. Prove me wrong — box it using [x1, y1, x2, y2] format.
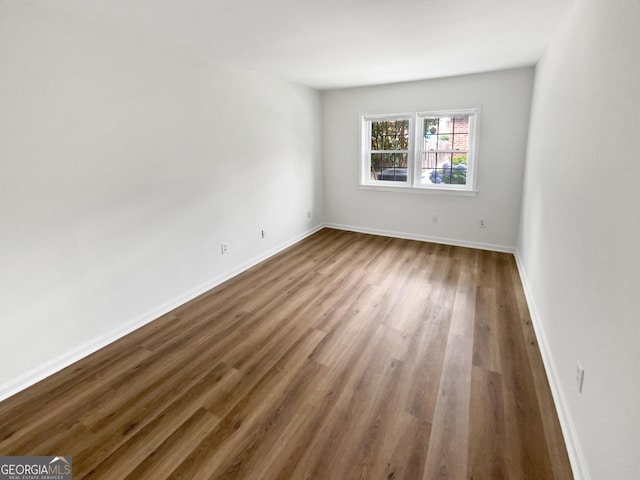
[421, 152, 451, 169]
[422, 168, 440, 184]
[421, 115, 471, 151]
[370, 120, 409, 150]
[422, 117, 454, 150]
[440, 154, 467, 185]
[421, 153, 467, 185]
[423, 118, 439, 136]
[371, 152, 408, 181]
[452, 116, 470, 133]
[452, 153, 468, 166]
[438, 152, 452, 166]
[437, 134, 451, 150]
[449, 153, 468, 184]
[422, 152, 438, 169]
[371, 152, 408, 168]
[422, 118, 439, 150]
[451, 133, 469, 151]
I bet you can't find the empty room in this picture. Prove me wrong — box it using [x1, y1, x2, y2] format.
[1, 0, 638, 479]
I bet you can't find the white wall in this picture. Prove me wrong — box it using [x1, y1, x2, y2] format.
[517, 0, 640, 478]
[322, 68, 534, 250]
[0, 1, 323, 396]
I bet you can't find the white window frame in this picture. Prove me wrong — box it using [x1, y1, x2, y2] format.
[360, 113, 414, 187]
[415, 108, 479, 193]
[360, 108, 480, 196]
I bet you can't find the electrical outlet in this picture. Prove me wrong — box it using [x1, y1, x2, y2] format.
[221, 243, 228, 255]
[307, 211, 311, 218]
[479, 219, 487, 229]
[576, 360, 585, 393]
[432, 215, 439, 223]
[261, 230, 266, 239]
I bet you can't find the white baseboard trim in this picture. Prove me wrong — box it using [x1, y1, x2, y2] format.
[513, 250, 591, 480]
[0, 224, 325, 403]
[325, 222, 515, 253]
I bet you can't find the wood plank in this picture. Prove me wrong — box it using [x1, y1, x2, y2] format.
[497, 300, 555, 478]
[123, 408, 220, 480]
[468, 366, 508, 479]
[473, 286, 502, 372]
[422, 263, 475, 480]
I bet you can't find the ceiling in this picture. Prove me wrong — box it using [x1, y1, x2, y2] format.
[54, 0, 577, 90]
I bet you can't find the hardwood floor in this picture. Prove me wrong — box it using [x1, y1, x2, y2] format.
[0, 228, 573, 479]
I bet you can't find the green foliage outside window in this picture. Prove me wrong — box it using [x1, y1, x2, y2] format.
[370, 120, 409, 173]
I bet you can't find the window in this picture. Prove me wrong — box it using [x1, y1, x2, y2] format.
[362, 114, 413, 185]
[361, 109, 478, 193]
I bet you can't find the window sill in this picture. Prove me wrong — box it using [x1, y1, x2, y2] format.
[358, 184, 478, 197]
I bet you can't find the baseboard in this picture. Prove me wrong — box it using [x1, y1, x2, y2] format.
[0, 224, 325, 403]
[325, 222, 515, 253]
[513, 250, 591, 480]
